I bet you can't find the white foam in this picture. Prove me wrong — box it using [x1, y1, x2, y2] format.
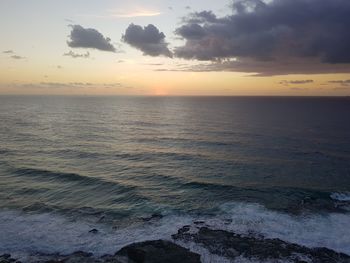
[1, 203, 350, 262]
[175, 240, 297, 263]
[203, 202, 350, 255]
[330, 192, 350, 201]
[0, 210, 192, 261]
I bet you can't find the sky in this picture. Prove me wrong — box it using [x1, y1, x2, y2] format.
[1, 0, 350, 96]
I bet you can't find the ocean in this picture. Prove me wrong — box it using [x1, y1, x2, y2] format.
[0, 96, 350, 262]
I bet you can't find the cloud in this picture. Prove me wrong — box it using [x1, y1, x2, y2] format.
[63, 50, 90, 58]
[290, 87, 308, 91]
[122, 24, 172, 57]
[67, 25, 116, 52]
[10, 82, 130, 90]
[161, 58, 350, 76]
[173, 0, 350, 75]
[10, 55, 25, 60]
[328, 79, 350, 86]
[279, 80, 313, 86]
[3, 50, 26, 60]
[333, 87, 350, 91]
[106, 7, 162, 18]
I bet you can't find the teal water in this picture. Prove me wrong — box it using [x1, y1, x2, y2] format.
[0, 96, 350, 260]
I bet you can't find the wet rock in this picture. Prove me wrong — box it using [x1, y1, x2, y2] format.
[173, 226, 350, 263]
[0, 254, 20, 263]
[141, 213, 163, 222]
[89, 229, 99, 234]
[177, 225, 191, 235]
[114, 240, 201, 263]
[42, 251, 104, 263]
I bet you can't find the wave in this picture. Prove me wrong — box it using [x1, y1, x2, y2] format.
[0, 209, 192, 262]
[11, 167, 136, 193]
[330, 192, 350, 201]
[205, 202, 350, 255]
[0, 202, 349, 262]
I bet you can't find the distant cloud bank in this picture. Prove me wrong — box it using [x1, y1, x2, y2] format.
[174, 0, 350, 63]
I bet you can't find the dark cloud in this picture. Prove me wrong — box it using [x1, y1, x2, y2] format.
[10, 55, 25, 60]
[67, 25, 116, 52]
[279, 80, 313, 85]
[162, 58, 350, 76]
[63, 50, 90, 58]
[175, 23, 207, 40]
[3, 50, 25, 60]
[174, 0, 350, 75]
[143, 63, 164, 66]
[328, 79, 350, 86]
[122, 24, 172, 57]
[11, 82, 129, 90]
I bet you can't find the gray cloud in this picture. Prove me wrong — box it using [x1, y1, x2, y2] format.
[173, 0, 350, 74]
[63, 50, 90, 58]
[333, 87, 350, 91]
[279, 80, 313, 86]
[160, 58, 350, 76]
[122, 24, 172, 57]
[290, 87, 308, 91]
[10, 82, 129, 90]
[10, 55, 25, 60]
[328, 79, 350, 86]
[3, 50, 26, 60]
[67, 25, 116, 52]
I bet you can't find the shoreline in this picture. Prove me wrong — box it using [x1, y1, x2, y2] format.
[2, 226, 350, 263]
[1, 201, 350, 262]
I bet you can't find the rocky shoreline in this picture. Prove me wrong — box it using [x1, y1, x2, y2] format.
[1, 226, 349, 263]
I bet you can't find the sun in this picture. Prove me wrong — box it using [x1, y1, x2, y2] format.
[153, 87, 168, 96]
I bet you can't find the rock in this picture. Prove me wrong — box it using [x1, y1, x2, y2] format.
[172, 226, 350, 263]
[177, 225, 191, 235]
[141, 213, 163, 222]
[114, 240, 201, 263]
[89, 229, 99, 234]
[43, 251, 103, 263]
[0, 254, 20, 263]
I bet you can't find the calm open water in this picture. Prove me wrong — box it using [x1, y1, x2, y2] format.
[0, 96, 350, 261]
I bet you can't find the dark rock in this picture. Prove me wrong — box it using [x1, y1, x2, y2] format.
[43, 251, 102, 263]
[141, 213, 163, 222]
[173, 226, 350, 263]
[97, 216, 106, 223]
[0, 254, 19, 263]
[177, 225, 191, 235]
[89, 229, 99, 234]
[115, 240, 201, 263]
